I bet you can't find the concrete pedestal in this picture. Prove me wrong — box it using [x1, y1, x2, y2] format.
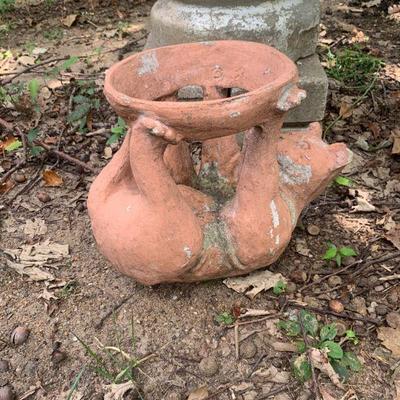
[146, 0, 328, 123]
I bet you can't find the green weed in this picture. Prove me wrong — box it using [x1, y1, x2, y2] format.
[215, 312, 235, 325]
[0, 0, 15, 13]
[273, 280, 287, 295]
[107, 117, 127, 145]
[325, 46, 383, 91]
[323, 242, 357, 267]
[278, 310, 362, 383]
[74, 318, 151, 385]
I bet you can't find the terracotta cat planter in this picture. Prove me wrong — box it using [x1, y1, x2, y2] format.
[88, 41, 352, 285]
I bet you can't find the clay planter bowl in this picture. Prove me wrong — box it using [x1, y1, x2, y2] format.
[104, 40, 303, 141]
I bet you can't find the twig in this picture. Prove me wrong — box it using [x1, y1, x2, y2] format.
[86, 127, 110, 137]
[228, 314, 282, 328]
[300, 251, 400, 293]
[32, 139, 97, 173]
[288, 302, 381, 325]
[234, 322, 240, 360]
[258, 383, 296, 399]
[95, 294, 133, 329]
[247, 352, 267, 378]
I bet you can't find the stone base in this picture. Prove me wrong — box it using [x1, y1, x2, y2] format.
[146, 0, 320, 62]
[286, 54, 328, 124]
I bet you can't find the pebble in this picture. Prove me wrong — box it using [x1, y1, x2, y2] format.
[165, 392, 181, 400]
[386, 312, 400, 328]
[329, 299, 344, 313]
[199, 356, 218, 377]
[240, 340, 257, 359]
[306, 224, 320, 236]
[290, 270, 307, 284]
[286, 282, 297, 294]
[350, 297, 367, 316]
[0, 360, 9, 373]
[13, 173, 26, 184]
[37, 191, 51, 203]
[342, 256, 356, 266]
[303, 296, 320, 308]
[327, 276, 342, 287]
[387, 292, 399, 305]
[375, 304, 389, 316]
[374, 285, 385, 292]
[334, 321, 347, 336]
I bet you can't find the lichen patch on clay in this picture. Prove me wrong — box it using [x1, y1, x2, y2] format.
[278, 154, 312, 185]
[138, 51, 159, 76]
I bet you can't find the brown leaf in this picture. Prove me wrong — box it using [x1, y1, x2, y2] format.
[392, 129, 400, 155]
[0, 179, 15, 194]
[385, 225, 400, 250]
[104, 382, 135, 400]
[187, 386, 208, 400]
[378, 327, 400, 357]
[309, 348, 344, 389]
[339, 98, 354, 119]
[320, 388, 337, 400]
[43, 170, 63, 186]
[38, 287, 57, 301]
[62, 14, 78, 27]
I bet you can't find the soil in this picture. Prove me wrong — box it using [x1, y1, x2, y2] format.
[0, 0, 400, 399]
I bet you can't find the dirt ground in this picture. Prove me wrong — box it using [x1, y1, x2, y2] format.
[1, 0, 400, 399]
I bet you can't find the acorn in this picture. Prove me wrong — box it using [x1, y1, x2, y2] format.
[13, 173, 26, 184]
[329, 299, 344, 314]
[36, 191, 51, 203]
[10, 326, 30, 346]
[0, 384, 15, 400]
[307, 224, 320, 236]
[0, 360, 9, 373]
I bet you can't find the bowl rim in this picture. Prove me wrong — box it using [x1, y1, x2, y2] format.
[104, 40, 298, 111]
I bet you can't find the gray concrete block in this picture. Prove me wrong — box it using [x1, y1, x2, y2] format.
[285, 54, 328, 124]
[146, 0, 320, 61]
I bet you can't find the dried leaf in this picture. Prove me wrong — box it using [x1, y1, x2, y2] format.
[309, 348, 344, 389]
[187, 386, 209, 400]
[0, 136, 20, 152]
[62, 14, 78, 27]
[392, 130, 400, 155]
[104, 381, 135, 400]
[377, 327, 400, 357]
[385, 226, 400, 250]
[320, 388, 337, 400]
[38, 287, 57, 301]
[43, 170, 63, 186]
[6, 260, 55, 281]
[223, 270, 286, 299]
[0, 179, 15, 194]
[295, 238, 312, 257]
[23, 218, 47, 237]
[339, 101, 353, 119]
[253, 366, 290, 383]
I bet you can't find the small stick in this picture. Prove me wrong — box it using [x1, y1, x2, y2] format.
[32, 139, 97, 173]
[228, 314, 281, 328]
[300, 251, 400, 292]
[288, 302, 381, 325]
[234, 322, 240, 360]
[258, 383, 295, 399]
[247, 352, 267, 378]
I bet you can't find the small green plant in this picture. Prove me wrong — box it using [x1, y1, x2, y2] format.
[278, 310, 362, 382]
[273, 280, 287, 295]
[57, 280, 77, 298]
[68, 80, 100, 131]
[75, 318, 150, 385]
[107, 117, 127, 145]
[323, 242, 357, 267]
[0, 0, 15, 13]
[49, 55, 79, 76]
[325, 46, 383, 91]
[334, 176, 352, 187]
[215, 312, 235, 325]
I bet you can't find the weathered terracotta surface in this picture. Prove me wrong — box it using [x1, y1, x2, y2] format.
[88, 41, 352, 285]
